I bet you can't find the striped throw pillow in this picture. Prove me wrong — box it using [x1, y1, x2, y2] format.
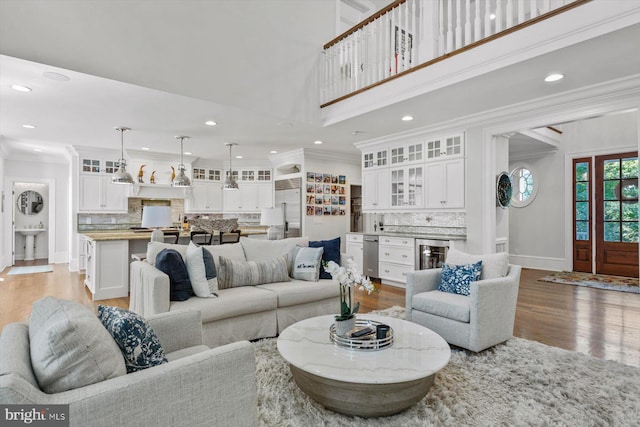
[218, 255, 290, 288]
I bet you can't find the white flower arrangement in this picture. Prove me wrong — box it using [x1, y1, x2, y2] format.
[324, 259, 377, 321]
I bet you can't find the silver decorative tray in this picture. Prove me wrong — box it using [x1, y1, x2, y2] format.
[329, 319, 394, 351]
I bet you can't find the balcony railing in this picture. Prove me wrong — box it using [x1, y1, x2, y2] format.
[321, 0, 589, 107]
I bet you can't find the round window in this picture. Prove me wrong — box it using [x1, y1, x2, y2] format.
[510, 165, 538, 207]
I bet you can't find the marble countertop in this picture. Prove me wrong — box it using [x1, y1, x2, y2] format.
[277, 314, 451, 384]
[82, 227, 267, 241]
[347, 231, 466, 240]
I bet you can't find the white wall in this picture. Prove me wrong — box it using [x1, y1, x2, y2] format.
[509, 112, 638, 271]
[4, 159, 69, 265]
[303, 154, 360, 251]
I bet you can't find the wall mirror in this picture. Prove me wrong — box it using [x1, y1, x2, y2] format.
[17, 190, 44, 215]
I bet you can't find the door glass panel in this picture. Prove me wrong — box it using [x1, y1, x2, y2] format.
[575, 182, 588, 201]
[576, 221, 589, 240]
[621, 157, 638, 178]
[575, 162, 589, 181]
[621, 179, 639, 200]
[604, 222, 620, 242]
[622, 201, 639, 221]
[603, 159, 620, 180]
[604, 201, 620, 221]
[604, 181, 619, 200]
[622, 222, 639, 243]
[576, 202, 589, 221]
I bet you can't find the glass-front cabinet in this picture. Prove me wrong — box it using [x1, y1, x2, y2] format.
[426, 133, 463, 160]
[390, 142, 423, 165]
[390, 166, 423, 208]
[363, 148, 388, 169]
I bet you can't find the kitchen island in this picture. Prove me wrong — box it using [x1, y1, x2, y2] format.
[81, 227, 267, 301]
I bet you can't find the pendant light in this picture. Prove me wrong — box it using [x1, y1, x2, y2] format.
[223, 143, 239, 190]
[172, 136, 191, 187]
[112, 127, 135, 184]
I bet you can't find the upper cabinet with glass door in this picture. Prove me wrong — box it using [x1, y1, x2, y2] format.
[362, 148, 388, 170]
[425, 133, 464, 160]
[390, 141, 423, 166]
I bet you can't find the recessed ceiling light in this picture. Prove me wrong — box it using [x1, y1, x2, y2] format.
[11, 85, 31, 92]
[269, 150, 278, 154]
[22, 124, 37, 129]
[33, 148, 43, 152]
[489, 13, 496, 20]
[205, 120, 217, 126]
[544, 73, 564, 82]
[401, 115, 414, 121]
[141, 147, 150, 151]
[235, 155, 243, 159]
[184, 151, 192, 155]
[43, 71, 70, 81]
[314, 140, 323, 145]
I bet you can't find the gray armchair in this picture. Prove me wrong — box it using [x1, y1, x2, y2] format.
[0, 309, 257, 427]
[406, 263, 521, 352]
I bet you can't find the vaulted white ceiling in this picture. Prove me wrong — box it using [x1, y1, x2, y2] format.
[0, 1, 638, 164]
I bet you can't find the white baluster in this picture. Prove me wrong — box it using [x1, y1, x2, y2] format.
[455, 0, 462, 50]
[384, 11, 391, 78]
[439, 0, 445, 55]
[518, 0, 525, 23]
[530, 0, 538, 19]
[474, 0, 481, 42]
[411, 0, 417, 66]
[542, 0, 550, 13]
[495, 0, 503, 32]
[465, 0, 472, 45]
[446, 0, 454, 53]
[484, 0, 492, 38]
[399, 2, 405, 73]
[506, 0, 513, 29]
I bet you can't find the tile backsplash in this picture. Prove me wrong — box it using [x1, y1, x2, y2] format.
[363, 211, 466, 235]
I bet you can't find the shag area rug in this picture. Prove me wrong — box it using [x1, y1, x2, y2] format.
[255, 307, 640, 426]
[539, 271, 640, 294]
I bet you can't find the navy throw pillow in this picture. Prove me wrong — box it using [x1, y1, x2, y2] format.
[438, 261, 483, 296]
[97, 305, 168, 373]
[156, 249, 194, 301]
[309, 237, 341, 280]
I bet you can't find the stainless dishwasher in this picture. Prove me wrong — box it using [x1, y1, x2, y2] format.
[363, 235, 379, 278]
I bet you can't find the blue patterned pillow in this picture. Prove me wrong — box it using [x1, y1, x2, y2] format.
[438, 261, 483, 296]
[97, 306, 168, 374]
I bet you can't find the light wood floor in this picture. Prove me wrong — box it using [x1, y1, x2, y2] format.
[2, 262, 639, 367]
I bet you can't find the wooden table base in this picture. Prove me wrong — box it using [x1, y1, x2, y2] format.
[290, 365, 435, 418]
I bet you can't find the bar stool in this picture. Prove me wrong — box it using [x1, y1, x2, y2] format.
[190, 230, 213, 245]
[219, 230, 241, 244]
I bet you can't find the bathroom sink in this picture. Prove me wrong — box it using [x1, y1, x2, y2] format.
[16, 229, 46, 237]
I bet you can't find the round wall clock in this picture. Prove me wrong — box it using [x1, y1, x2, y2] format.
[496, 171, 513, 209]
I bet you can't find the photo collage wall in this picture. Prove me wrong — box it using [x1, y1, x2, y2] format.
[306, 172, 347, 216]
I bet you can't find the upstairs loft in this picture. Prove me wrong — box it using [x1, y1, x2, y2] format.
[320, 0, 640, 129]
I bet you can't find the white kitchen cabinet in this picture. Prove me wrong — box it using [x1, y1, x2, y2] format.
[79, 175, 128, 212]
[84, 238, 129, 300]
[223, 183, 273, 212]
[362, 170, 389, 210]
[390, 142, 423, 165]
[378, 236, 414, 286]
[345, 233, 364, 274]
[185, 182, 222, 213]
[426, 159, 465, 209]
[362, 149, 388, 169]
[425, 133, 464, 160]
[390, 165, 423, 208]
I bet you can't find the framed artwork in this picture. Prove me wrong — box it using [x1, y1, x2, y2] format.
[306, 183, 315, 193]
[323, 206, 331, 215]
[315, 195, 323, 204]
[331, 185, 338, 194]
[496, 171, 513, 209]
[306, 194, 315, 204]
[323, 195, 331, 205]
[331, 206, 339, 215]
[315, 206, 323, 216]
[392, 22, 413, 73]
[307, 172, 315, 182]
[339, 175, 346, 185]
[323, 174, 331, 183]
[306, 205, 314, 216]
[323, 184, 331, 194]
[339, 196, 346, 205]
[315, 184, 323, 194]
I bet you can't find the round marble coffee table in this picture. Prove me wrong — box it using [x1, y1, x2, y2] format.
[277, 314, 451, 417]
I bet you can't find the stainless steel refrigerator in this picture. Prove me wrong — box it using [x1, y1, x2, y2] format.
[275, 178, 301, 238]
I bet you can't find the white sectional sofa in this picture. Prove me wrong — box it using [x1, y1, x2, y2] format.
[130, 237, 342, 348]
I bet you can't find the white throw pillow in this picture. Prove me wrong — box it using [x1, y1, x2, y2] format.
[445, 247, 509, 280]
[291, 246, 324, 281]
[29, 297, 126, 393]
[186, 242, 218, 298]
[240, 237, 309, 273]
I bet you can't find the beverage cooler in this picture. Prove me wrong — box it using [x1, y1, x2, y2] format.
[415, 239, 450, 270]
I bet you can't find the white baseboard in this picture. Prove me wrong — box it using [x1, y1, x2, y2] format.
[52, 251, 68, 264]
[509, 254, 565, 271]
